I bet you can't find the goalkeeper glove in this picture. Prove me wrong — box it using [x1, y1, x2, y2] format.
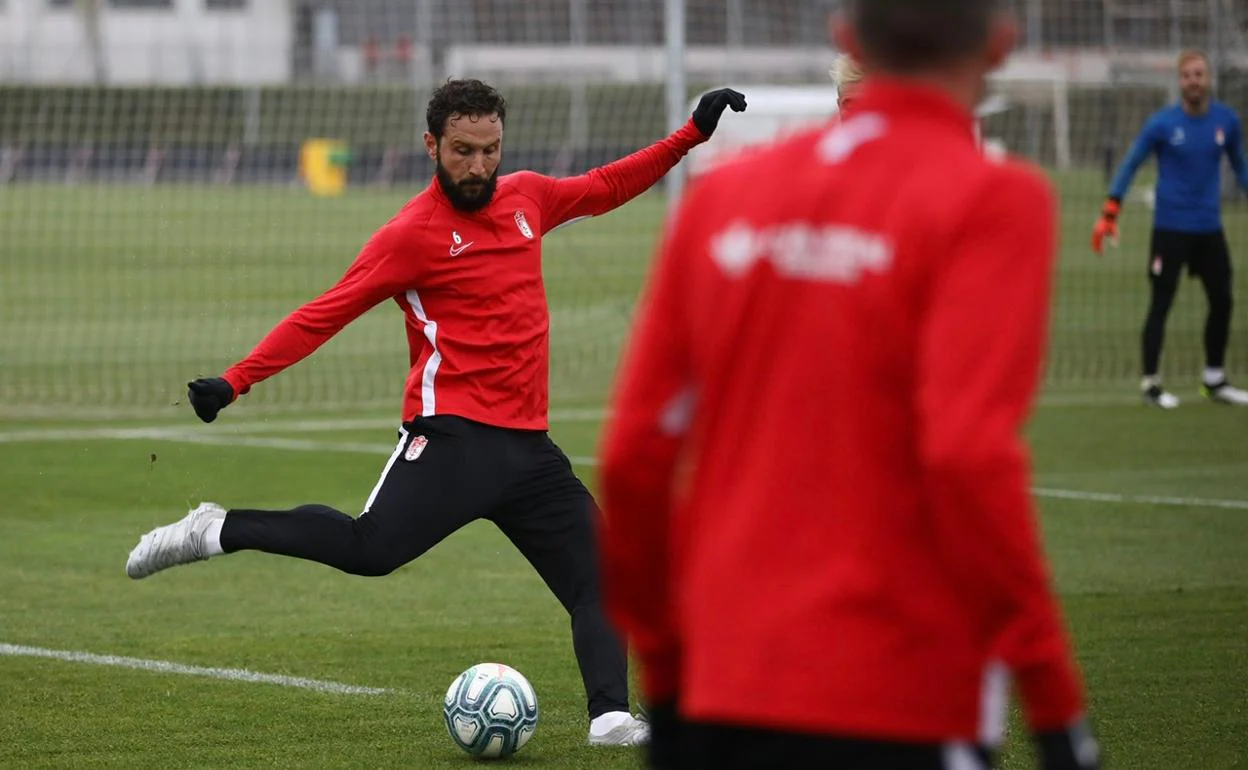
[691, 88, 748, 137]
[187, 377, 235, 424]
[1036, 718, 1101, 770]
[1091, 198, 1120, 255]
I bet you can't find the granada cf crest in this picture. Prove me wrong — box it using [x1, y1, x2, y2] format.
[404, 435, 428, 461]
[515, 210, 534, 239]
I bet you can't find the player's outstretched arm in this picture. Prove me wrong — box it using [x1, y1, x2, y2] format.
[917, 166, 1097, 765]
[186, 225, 412, 424]
[1094, 116, 1161, 255]
[531, 88, 746, 232]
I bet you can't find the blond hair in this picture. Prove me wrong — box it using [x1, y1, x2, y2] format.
[1178, 49, 1209, 70]
[830, 54, 866, 89]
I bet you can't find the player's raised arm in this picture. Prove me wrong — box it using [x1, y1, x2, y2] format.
[187, 223, 414, 423]
[596, 183, 700, 709]
[1093, 114, 1163, 254]
[918, 166, 1092, 758]
[533, 89, 746, 232]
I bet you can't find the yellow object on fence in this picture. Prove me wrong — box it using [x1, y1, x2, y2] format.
[299, 139, 351, 196]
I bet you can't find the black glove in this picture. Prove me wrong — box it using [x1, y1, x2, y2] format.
[691, 88, 747, 137]
[1036, 719, 1101, 770]
[187, 377, 235, 424]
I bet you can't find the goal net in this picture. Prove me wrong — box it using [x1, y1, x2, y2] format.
[1, 0, 1246, 421]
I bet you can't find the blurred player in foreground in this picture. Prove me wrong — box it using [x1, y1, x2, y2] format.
[597, 0, 1099, 767]
[125, 77, 745, 747]
[1093, 50, 1248, 408]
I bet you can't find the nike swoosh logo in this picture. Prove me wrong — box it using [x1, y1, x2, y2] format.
[449, 242, 474, 257]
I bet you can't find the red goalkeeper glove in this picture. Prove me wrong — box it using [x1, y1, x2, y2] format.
[1091, 198, 1120, 255]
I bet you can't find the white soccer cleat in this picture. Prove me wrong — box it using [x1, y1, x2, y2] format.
[587, 713, 650, 747]
[1202, 380, 1248, 406]
[1142, 383, 1179, 409]
[126, 502, 227, 580]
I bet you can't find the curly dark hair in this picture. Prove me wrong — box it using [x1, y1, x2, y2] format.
[426, 78, 508, 139]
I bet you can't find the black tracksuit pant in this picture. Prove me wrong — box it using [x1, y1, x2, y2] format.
[219, 414, 628, 719]
[1143, 228, 1234, 376]
[645, 708, 994, 770]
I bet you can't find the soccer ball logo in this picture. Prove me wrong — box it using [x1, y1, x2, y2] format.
[443, 663, 540, 758]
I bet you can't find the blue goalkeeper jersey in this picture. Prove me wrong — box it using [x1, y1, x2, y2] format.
[1109, 101, 1248, 233]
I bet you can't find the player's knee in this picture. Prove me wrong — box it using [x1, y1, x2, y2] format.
[563, 579, 604, 616]
[343, 546, 406, 577]
[1145, 295, 1175, 321]
[350, 561, 401, 577]
[341, 519, 409, 576]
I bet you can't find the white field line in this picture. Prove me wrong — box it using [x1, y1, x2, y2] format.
[0, 390, 1162, 424]
[0, 643, 392, 696]
[0, 409, 607, 444]
[1030, 487, 1248, 511]
[1036, 462, 1248, 482]
[46, 428, 1248, 511]
[159, 434, 393, 454]
[2, 418, 1245, 512]
[0, 421, 606, 464]
[0, 391, 1168, 445]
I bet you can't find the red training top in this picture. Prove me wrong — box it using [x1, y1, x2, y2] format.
[222, 120, 708, 430]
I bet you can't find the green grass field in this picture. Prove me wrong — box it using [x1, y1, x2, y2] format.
[2, 171, 1247, 769]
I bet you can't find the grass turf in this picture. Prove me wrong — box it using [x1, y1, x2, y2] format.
[1, 168, 1247, 768]
[0, 404, 1246, 768]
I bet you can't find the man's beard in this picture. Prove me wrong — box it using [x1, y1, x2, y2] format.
[437, 160, 499, 213]
[1183, 86, 1209, 111]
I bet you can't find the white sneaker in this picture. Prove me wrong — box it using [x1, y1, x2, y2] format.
[1202, 380, 1248, 406]
[587, 713, 650, 746]
[1142, 383, 1180, 409]
[126, 502, 227, 579]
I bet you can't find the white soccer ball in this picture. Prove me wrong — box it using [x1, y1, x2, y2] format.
[443, 662, 540, 759]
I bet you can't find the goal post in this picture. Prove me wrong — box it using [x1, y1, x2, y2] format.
[987, 59, 1074, 171]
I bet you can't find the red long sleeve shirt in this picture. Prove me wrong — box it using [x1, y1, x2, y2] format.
[221, 120, 708, 429]
[598, 81, 1086, 744]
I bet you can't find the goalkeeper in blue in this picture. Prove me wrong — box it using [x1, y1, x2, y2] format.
[1093, 50, 1248, 408]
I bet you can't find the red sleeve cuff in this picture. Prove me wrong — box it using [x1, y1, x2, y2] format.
[220, 370, 249, 401]
[679, 118, 710, 147]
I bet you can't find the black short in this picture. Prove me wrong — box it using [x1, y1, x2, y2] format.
[648, 710, 993, 770]
[362, 414, 596, 575]
[1148, 228, 1231, 281]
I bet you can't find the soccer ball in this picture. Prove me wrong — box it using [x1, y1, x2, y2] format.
[443, 663, 540, 759]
